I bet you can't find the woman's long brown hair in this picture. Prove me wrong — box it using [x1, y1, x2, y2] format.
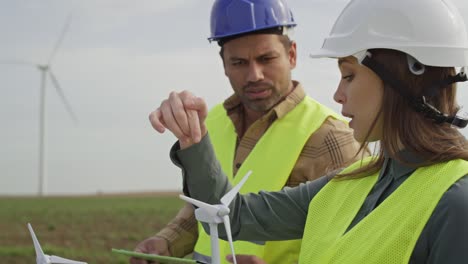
[338, 49, 468, 179]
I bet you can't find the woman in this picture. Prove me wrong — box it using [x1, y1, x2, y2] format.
[150, 0, 468, 263]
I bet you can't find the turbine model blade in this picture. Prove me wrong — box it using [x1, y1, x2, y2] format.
[48, 70, 78, 123]
[49, 255, 87, 264]
[27, 223, 46, 261]
[179, 194, 219, 216]
[28, 223, 87, 264]
[222, 215, 237, 264]
[221, 170, 252, 206]
[48, 12, 73, 65]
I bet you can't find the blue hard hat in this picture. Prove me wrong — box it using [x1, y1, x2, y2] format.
[208, 0, 297, 42]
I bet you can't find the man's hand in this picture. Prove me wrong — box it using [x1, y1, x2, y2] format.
[226, 254, 268, 264]
[130, 236, 170, 264]
[149, 90, 208, 149]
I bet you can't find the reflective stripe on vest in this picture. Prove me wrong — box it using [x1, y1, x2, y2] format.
[194, 96, 341, 264]
[299, 158, 468, 264]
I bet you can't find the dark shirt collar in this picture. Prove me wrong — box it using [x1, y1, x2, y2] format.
[382, 149, 426, 181]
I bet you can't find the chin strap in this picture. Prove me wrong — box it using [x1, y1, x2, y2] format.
[410, 96, 468, 128]
[360, 53, 468, 128]
[424, 66, 468, 97]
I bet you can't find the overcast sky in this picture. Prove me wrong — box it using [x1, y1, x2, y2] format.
[1, 0, 467, 196]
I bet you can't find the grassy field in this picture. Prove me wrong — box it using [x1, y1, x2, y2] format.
[0, 193, 184, 263]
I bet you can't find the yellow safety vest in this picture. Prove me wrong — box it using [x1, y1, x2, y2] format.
[194, 96, 340, 264]
[299, 157, 468, 263]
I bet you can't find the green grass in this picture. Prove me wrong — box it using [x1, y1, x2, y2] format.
[0, 194, 184, 263]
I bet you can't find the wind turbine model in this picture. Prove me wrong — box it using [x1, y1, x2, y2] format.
[0, 13, 78, 196]
[27, 223, 87, 264]
[179, 170, 252, 264]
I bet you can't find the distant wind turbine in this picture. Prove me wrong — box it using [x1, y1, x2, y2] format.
[0, 13, 78, 196]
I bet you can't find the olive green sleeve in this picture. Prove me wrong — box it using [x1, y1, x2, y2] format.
[170, 134, 332, 242]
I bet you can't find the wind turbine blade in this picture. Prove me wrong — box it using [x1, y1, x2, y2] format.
[0, 59, 36, 67]
[221, 170, 252, 206]
[48, 70, 78, 123]
[222, 216, 237, 264]
[47, 12, 73, 65]
[49, 255, 87, 264]
[49, 256, 87, 264]
[27, 223, 46, 259]
[179, 195, 219, 216]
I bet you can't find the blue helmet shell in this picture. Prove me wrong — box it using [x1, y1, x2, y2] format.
[209, 0, 297, 42]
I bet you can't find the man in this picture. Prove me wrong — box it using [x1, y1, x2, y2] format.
[132, 0, 365, 263]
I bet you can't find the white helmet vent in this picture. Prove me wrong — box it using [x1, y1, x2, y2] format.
[407, 55, 426, 75]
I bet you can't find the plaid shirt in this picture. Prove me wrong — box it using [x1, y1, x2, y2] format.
[156, 82, 367, 257]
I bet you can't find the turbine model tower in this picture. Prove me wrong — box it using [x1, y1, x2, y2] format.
[0, 13, 77, 196]
[180, 170, 252, 264]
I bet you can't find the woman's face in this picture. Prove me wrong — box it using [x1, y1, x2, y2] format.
[335, 56, 385, 142]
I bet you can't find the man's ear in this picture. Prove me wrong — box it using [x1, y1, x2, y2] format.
[219, 49, 228, 76]
[289, 41, 297, 69]
[224, 65, 228, 77]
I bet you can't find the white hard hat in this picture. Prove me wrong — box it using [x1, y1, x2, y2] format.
[310, 0, 468, 67]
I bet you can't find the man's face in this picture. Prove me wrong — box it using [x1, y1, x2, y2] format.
[222, 34, 297, 112]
